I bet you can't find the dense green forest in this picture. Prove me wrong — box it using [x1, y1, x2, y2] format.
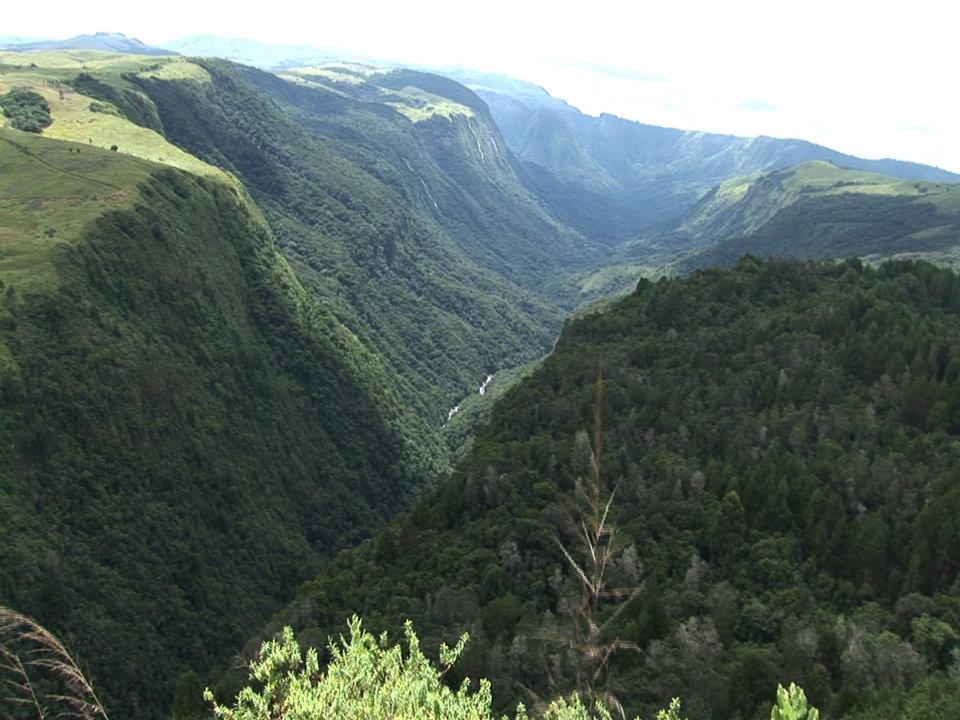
[0, 130, 443, 719]
[256, 259, 960, 720]
[5, 49, 960, 720]
[128, 59, 599, 423]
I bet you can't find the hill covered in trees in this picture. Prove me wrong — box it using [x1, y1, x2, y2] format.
[5, 48, 960, 720]
[0, 50, 609, 718]
[0, 128, 443, 718]
[127, 59, 601, 422]
[673, 162, 960, 272]
[1, 51, 603, 427]
[259, 258, 960, 720]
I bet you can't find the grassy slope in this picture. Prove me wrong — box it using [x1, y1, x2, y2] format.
[681, 161, 957, 239]
[0, 128, 443, 718]
[260, 258, 960, 720]
[0, 51, 224, 178]
[676, 162, 960, 272]
[0, 129, 152, 287]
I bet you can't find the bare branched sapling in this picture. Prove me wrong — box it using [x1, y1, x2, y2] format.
[548, 371, 644, 717]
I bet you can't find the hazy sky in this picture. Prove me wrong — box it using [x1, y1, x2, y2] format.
[7, 0, 959, 172]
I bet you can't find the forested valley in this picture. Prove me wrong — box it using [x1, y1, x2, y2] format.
[1, 35, 959, 720]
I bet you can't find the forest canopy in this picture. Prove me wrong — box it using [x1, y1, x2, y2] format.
[257, 258, 960, 720]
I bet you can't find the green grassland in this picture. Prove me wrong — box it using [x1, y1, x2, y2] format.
[0, 128, 153, 287]
[281, 65, 368, 85]
[0, 51, 226, 180]
[281, 64, 478, 123]
[383, 87, 476, 123]
[680, 161, 957, 242]
[678, 171, 759, 239]
[566, 260, 662, 299]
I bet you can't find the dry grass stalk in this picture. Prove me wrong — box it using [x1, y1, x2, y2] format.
[536, 370, 644, 718]
[0, 606, 107, 720]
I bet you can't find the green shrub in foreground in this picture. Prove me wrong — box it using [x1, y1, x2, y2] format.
[210, 619, 814, 720]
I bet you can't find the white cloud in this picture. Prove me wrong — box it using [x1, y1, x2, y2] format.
[6, 0, 959, 171]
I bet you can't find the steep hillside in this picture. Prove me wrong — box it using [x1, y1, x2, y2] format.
[128, 59, 601, 421]
[0, 50, 221, 167]
[675, 162, 960, 271]
[260, 259, 960, 720]
[448, 71, 960, 243]
[0, 128, 443, 719]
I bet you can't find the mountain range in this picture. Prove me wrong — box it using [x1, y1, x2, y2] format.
[672, 161, 960, 272]
[1, 32, 176, 55]
[3, 38, 960, 720]
[446, 70, 960, 245]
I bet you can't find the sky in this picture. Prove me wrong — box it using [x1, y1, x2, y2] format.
[6, 0, 959, 172]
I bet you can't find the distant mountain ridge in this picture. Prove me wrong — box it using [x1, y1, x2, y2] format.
[0, 35, 49, 46]
[2, 32, 176, 55]
[99, 34, 960, 249]
[673, 161, 960, 272]
[162, 35, 340, 67]
[444, 70, 960, 243]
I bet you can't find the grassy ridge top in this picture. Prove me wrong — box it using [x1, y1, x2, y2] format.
[0, 128, 155, 288]
[280, 64, 478, 123]
[0, 52, 225, 180]
[682, 161, 959, 240]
